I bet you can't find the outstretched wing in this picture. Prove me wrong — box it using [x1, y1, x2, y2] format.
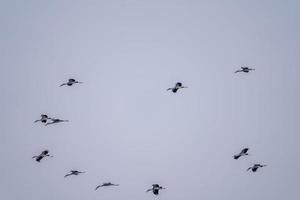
[241, 148, 249, 154]
[95, 185, 102, 190]
[146, 189, 152, 192]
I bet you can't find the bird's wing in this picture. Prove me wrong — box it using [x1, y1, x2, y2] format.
[69, 78, 75, 82]
[42, 150, 49, 155]
[95, 185, 102, 190]
[60, 83, 67, 87]
[64, 174, 71, 178]
[45, 122, 52, 126]
[242, 148, 249, 154]
[167, 88, 173, 91]
[146, 189, 152, 192]
[34, 120, 40, 123]
[247, 167, 252, 171]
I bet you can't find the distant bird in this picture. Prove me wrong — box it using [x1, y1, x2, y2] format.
[64, 170, 85, 178]
[167, 82, 187, 93]
[95, 182, 119, 190]
[34, 114, 52, 123]
[146, 184, 166, 195]
[32, 150, 53, 162]
[45, 118, 69, 126]
[60, 79, 83, 87]
[247, 164, 267, 172]
[235, 67, 255, 73]
[233, 148, 249, 159]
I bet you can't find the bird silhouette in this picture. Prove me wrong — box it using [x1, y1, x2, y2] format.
[146, 184, 166, 195]
[95, 182, 119, 190]
[247, 164, 267, 172]
[235, 67, 255, 73]
[233, 148, 249, 159]
[167, 82, 187, 93]
[64, 170, 85, 178]
[60, 79, 83, 87]
[32, 150, 53, 162]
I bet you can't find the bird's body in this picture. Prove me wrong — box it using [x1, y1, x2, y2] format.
[64, 170, 85, 178]
[235, 67, 255, 73]
[233, 148, 249, 159]
[45, 118, 69, 126]
[95, 182, 119, 190]
[60, 79, 83, 87]
[32, 150, 52, 162]
[167, 82, 187, 93]
[34, 114, 52, 123]
[146, 184, 166, 195]
[247, 164, 267, 172]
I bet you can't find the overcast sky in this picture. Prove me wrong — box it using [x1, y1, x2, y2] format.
[1, 0, 299, 200]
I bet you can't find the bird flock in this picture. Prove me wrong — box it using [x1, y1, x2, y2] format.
[32, 68, 263, 196]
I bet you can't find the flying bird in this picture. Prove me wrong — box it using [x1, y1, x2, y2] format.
[146, 184, 166, 195]
[64, 170, 85, 178]
[34, 114, 52, 123]
[45, 118, 69, 126]
[95, 182, 119, 190]
[233, 148, 249, 159]
[32, 150, 53, 162]
[235, 67, 255, 73]
[167, 82, 187, 93]
[247, 164, 267, 172]
[60, 79, 83, 87]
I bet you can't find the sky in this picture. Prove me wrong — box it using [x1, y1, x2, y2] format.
[0, 0, 300, 200]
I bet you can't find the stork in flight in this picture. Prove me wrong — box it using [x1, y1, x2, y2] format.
[64, 170, 85, 178]
[146, 184, 166, 195]
[32, 150, 53, 162]
[233, 148, 249, 159]
[45, 118, 69, 126]
[60, 79, 83, 87]
[95, 182, 119, 190]
[247, 164, 267, 172]
[34, 114, 52, 124]
[167, 82, 187, 93]
[235, 67, 255, 73]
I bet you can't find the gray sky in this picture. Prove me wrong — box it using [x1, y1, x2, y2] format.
[1, 0, 299, 200]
